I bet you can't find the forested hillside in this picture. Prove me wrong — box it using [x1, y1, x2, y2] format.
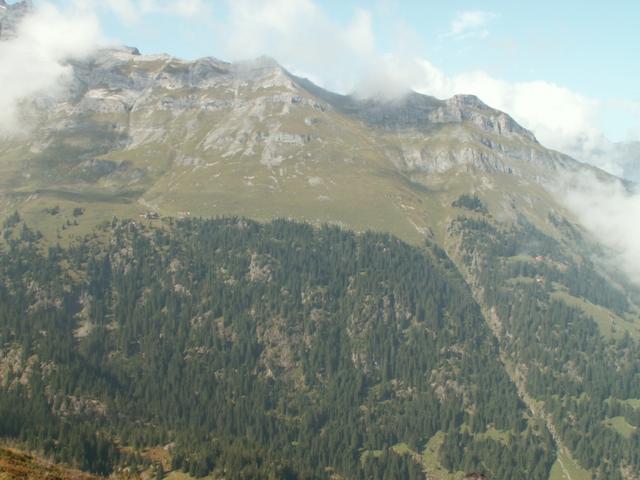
[0, 215, 556, 479]
[448, 203, 640, 480]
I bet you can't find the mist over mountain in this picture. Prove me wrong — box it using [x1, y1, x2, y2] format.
[1, 2, 640, 480]
[610, 142, 640, 184]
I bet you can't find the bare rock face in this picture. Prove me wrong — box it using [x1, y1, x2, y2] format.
[443, 94, 537, 142]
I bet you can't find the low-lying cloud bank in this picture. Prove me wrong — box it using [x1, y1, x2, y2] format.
[561, 172, 640, 284]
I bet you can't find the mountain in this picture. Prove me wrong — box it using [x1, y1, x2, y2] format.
[1, 5, 640, 480]
[0, 44, 598, 246]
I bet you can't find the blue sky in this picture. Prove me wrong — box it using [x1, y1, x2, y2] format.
[75, 1, 639, 96]
[29, 0, 640, 166]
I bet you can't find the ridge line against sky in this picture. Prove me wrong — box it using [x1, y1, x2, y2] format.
[6, 0, 640, 177]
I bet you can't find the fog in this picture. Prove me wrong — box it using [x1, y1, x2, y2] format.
[560, 171, 640, 285]
[0, 2, 101, 135]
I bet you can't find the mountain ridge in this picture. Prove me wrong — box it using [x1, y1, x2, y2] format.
[0, 39, 609, 247]
[2, 6, 640, 480]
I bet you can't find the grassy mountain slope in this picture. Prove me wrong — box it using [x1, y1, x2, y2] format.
[0, 446, 102, 480]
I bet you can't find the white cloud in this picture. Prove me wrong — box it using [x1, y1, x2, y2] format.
[0, 0, 211, 135]
[591, 141, 640, 183]
[0, 2, 102, 134]
[219, 0, 377, 94]
[343, 7, 375, 56]
[72, 0, 211, 24]
[561, 172, 640, 284]
[446, 10, 497, 39]
[346, 54, 638, 176]
[331, 52, 610, 163]
[165, 0, 210, 18]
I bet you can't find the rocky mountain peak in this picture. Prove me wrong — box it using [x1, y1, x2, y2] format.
[443, 94, 538, 142]
[305, 85, 538, 145]
[447, 94, 486, 109]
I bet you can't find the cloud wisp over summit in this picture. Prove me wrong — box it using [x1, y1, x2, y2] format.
[214, 0, 636, 176]
[0, 1, 102, 135]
